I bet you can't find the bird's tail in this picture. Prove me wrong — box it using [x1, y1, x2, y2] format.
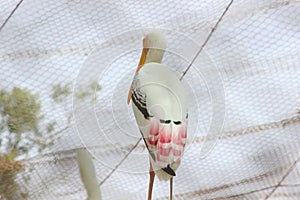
[149, 119, 187, 181]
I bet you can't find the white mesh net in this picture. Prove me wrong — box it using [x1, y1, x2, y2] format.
[1, 0, 300, 199]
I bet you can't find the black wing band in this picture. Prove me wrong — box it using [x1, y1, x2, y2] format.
[132, 90, 151, 119]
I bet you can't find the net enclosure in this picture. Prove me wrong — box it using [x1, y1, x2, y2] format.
[1, 0, 300, 199]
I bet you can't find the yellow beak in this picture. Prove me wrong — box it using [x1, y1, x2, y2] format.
[127, 48, 148, 104]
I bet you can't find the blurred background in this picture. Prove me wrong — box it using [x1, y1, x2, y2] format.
[1, 0, 300, 199]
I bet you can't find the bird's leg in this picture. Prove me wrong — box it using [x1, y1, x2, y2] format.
[148, 161, 155, 200]
[170, 177, 173, 200]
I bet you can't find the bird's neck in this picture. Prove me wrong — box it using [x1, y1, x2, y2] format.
[145, 49, 165, 64]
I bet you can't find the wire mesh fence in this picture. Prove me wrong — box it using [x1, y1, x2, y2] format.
[1, 0, 300, 199]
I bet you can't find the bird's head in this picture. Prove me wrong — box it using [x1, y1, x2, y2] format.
[135, 32, 167, 73]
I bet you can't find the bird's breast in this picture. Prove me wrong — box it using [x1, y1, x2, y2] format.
[133, 62, 187, 121]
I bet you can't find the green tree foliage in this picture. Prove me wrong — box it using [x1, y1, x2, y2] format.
[0, 81, 101, 199]
[75, 81, 101, 101]
[0, 152, 23, 199]
[51, 84, 71, 103]
[0, 87, 44, 155]
[0, 87, 42, 199]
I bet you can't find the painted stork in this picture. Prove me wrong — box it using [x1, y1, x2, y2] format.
[127, 32, 188, 200]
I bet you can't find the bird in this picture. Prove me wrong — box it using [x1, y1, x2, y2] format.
[77, 149, 102, 200]
[127, 32, 188, 200]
